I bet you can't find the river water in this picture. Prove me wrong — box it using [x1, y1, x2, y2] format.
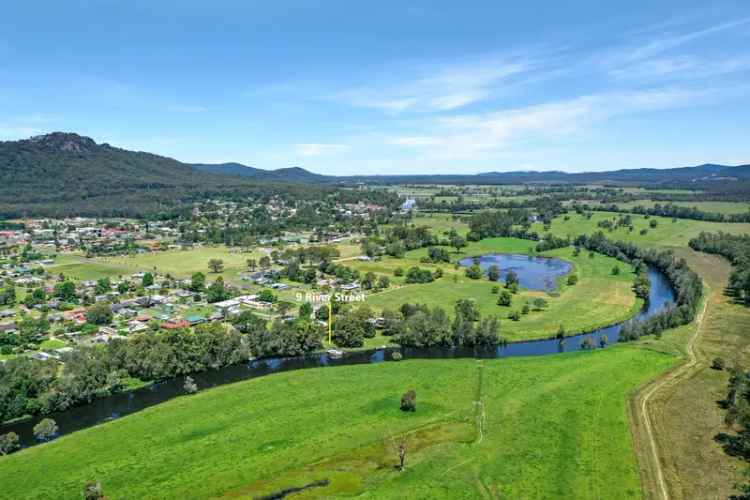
[1, 267, 674, 448]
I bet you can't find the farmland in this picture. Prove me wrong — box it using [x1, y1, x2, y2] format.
[0, 346, 676, 499]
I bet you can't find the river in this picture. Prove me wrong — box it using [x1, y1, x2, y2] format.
[1, 267, 675, 448]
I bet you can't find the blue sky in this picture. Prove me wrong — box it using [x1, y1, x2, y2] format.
[1, 1, 749, 175]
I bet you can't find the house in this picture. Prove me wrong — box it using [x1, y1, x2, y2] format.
[0, 310, 15, 318]
[91, 332, 126, 344]
[213, 299, 241, 316]
[31, 351, 54, 361]
[127, 321, 148, 333]
[117, 307, 137, 318]
[401, 198, 416, 212]
[98, 326, 118, 336]
[63, 308, 87, 325]
[185, 314, 206, 325]
[0, 323, 18, 334]
[367, 317, 386, 328]
[161, 319, 189, 330]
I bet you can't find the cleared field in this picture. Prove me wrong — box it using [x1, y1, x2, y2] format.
[533, 211, 750, 248]
[632, 249, 750, 499]
[359, 239, 641, 341]
[0, 346, 676, 499]
[390, 212, 470, 236]
[589, 200, 750, 215]
[104, 246, 265, 283]
[47, 254, 132, 281]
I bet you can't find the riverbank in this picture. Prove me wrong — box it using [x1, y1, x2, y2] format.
[0, 348, 677, 499]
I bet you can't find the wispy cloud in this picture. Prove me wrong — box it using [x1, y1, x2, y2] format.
[387, 87, 712, 160]
[622, 17, 750, 62]
[295, 143, 348, 156]
[336, 53, 544, 113]
[596, 17, 750, 83]
[608, 55, 750, 82]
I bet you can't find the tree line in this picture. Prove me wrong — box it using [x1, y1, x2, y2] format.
[575, 231, 703, 341]
[0, 315, 323, 423]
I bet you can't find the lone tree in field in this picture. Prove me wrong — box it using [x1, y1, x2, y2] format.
[184, 376, 198, 394]
[450, 233, 467, 253]
[246, 258, 257, 271]
[83, 481, 105, 500]
[487, 264, 501, 282]
[397, 437, 408, 471]
[400, 389, 416, 412]
[33, 418, 58, 441]
[0, 432, 20, 455]
[208, 258, 224, 273]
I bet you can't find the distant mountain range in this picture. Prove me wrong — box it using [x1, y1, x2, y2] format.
[1, 131, 748, 217]
[191, 163, 328, 183]
[191, 160, 750, 185]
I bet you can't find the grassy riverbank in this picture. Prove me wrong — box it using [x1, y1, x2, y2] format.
[0, 346, 675, 499]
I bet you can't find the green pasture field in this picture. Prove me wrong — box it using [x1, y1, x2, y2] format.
[0, 346, 676, 499]
[532, 211, 750, 248]
[101, 246, 266, 283]
[355, 239, 641, 341]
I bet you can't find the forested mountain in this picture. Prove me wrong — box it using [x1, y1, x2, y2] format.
[0, 133, 329, 218]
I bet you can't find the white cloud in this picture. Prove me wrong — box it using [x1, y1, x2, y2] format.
[337, 54, 540, 113]
[295, 143, 348, 156]
[387, 87, 711, 160]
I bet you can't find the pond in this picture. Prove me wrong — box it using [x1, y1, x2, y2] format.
[457, 253, 573, 291]
[1, 267, 675, 449]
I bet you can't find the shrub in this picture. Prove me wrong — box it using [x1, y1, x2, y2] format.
[400, 389, 416, 412]
[83, 481, 105, 500]
[567, 273, 578, 285]
[0, 432, 20, 456]
[391, 351, 403, 361]
[33, 418, 58, 441]
[508, 310, 521, 321]
[184, 376, 198, 394]
[465, 264, 483, 280]
[497, 290, 512, 307]
[711, 357, 726, 371]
